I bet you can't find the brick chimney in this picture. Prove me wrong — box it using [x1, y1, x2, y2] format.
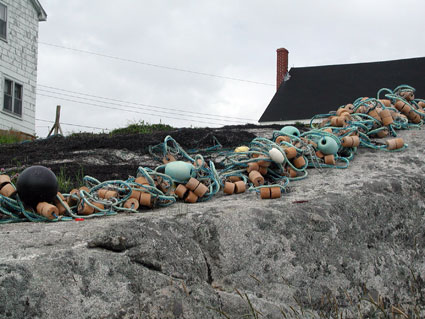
[276, 48, 289, 90]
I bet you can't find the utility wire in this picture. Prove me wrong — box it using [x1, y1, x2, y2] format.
[37, 84, 257, 122]
[37, 88, 251, 124]
[37, 93, 229, 127]
[39, 42, 275, 87]
[36, 118, 109, 131]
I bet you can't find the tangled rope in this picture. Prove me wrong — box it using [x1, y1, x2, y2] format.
[0, 85, 423, 222]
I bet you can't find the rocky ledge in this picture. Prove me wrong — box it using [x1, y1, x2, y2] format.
[0, 129, 424, 318]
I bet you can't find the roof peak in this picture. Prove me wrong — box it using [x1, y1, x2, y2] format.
[30, 0, 47, 21]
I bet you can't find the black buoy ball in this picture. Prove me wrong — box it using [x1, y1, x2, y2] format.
[17, 165, 58, 206]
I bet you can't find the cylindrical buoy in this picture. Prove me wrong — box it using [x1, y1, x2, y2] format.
[270, 187, 282, 199]
[184, 191, 198, 203]
[162, 154, 176, 164]
[341, 136, 360, 148]
[0, 183, 15, 197]
[258, 166, 268, 176]
[139, 192, 152, 207]
[330, 116, 346, 127]
[16, 165, 58, 207]
[284, 147, 297, 159]
[287, 168, 297, 178]
[257, 158, 271, 168]
[376, 129, 389, 138]
[336, 108, 348, 116]
[0, 174, 11, 185]
[130, 189, 142, 201]
[67, 189, 80, 206]
[275, 136, 290, 144]
[315, 150, 325, 158]
[341, 112, 352, 121]
[324, 155, 336, 165]
[194, 182, 208, 197]
[400, 91, 414, 101]
[135, 176, 149, 185]
[293, 156, 306, 169]
[79, 186, 90, 193]
[380, 109, 393, 126]
[234, 181, 246, 193]
[223, 182, 235, 195]
[174, 184, 188, 199]
[124, 198, 139, 210]
[227, 176, 241, 182]
[260, 187, 271, 199]
[344, 103, 354, 113]
[36, 202, 59, 220]
[78, 201, 104, 215]
[185, 177, 200, 191]
[386, 138, 404, 150]
[394, 101, 411, 115]
[356, 105, 366, 114]
[379, 99, 391, 107]
[368, 108, 382, 123]
[246, 162, 259, 173]
[249, 170, 264, 186]
[98, 189, 118, 199]
[408, 110, 421, 124]
[54, 192, 69, 215]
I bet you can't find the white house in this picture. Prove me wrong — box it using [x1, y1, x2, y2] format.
[0, 0, 46, 138]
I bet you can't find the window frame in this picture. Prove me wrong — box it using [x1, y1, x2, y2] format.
[3, 78, 23, 118]
[0, 2, 7, 42]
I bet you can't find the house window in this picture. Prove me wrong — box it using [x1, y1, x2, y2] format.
[3, 79, 23, 116]
[0, 3, 6, 41]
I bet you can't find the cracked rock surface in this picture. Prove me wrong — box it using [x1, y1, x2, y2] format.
[0, 129, 424, 318]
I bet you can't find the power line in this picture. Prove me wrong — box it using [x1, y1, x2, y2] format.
[36, 93, 230, 127]
[39, 42, 275, 87]
[37, 88, 252, 124]
[36, 118, 109, 131]
[37, 84, 257, 122]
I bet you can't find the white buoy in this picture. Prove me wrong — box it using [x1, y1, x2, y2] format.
[269, 148, 285, 164]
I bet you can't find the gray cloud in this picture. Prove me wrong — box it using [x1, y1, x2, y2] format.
[35, 0, 425, 136]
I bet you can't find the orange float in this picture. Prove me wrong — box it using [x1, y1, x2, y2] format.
[234, 181, 246, 193]
[184, 191, 198, 203]
[36, 202, 59, 220]
[341, 136, 360, 148]
[249, 170, 264, 186]
[223, 182, 235, 195]
[379, 109, 393, 126]
[124, 198, 140, 210]
[293, 156, 306, 169]
[386, 138, 404, 150]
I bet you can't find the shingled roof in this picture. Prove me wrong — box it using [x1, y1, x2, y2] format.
[259, 57, 425, 123]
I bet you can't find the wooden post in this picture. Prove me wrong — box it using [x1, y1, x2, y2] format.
[47, 105, 63, 137]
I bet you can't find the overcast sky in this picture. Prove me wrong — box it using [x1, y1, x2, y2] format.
[35, 0, 425, 136]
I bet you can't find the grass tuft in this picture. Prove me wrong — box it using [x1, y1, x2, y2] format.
[0, 133, 21, 145]
[110, 120, 173, 135]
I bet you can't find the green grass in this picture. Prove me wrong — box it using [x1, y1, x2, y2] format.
[0, 134, 21, 145]
[56, 166, 85, 193]
[110, 121, 173, 135]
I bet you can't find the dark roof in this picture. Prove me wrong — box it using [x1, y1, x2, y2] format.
[259, 56, 425, 122]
